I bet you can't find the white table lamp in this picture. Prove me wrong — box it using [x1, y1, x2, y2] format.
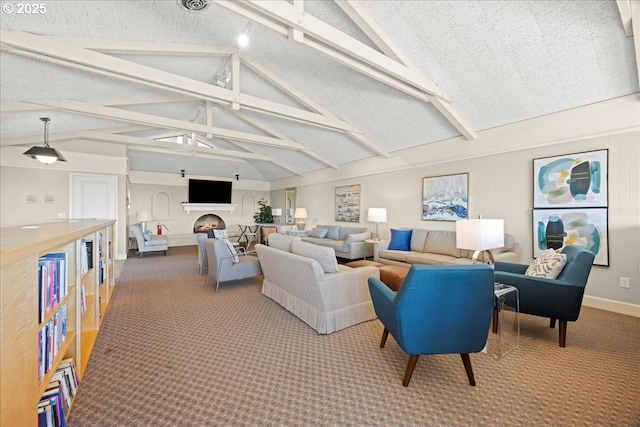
[456, 219, 504, 266]
[137, 212, 153, 233]
[367, 207, 387, 241]
[294, 208, 308, 230]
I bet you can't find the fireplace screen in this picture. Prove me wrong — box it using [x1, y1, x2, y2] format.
[193, 214, 226, 233]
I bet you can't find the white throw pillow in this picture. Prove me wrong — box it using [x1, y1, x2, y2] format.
[223, 239, 239, 263]
[213, 229, 228, 239]
[291, 241, 339, 274]
[345, 232, 369, 244]
[308, 228, 328, 239]
[525, 248, 567, 279]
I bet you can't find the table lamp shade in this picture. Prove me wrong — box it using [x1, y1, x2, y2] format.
[456, 219, 504, 251]
[367, 208, 387, 223]
[137, 212, 152, 223]
[293, 208, 308, 219]
[272, 208, 282, 216]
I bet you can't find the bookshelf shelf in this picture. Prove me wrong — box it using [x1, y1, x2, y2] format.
[0, 219, 115, 427]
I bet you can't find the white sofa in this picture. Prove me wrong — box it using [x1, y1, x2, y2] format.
[377, 229, 520, 266]
[255, 234, 380, 334]
[299, 224, 372, 260]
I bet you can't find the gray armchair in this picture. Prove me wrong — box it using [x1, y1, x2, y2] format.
[197, 233, 208, 275]
[205, 239, 262, 291]
[494, 246, 595, 347]
[129, 224, 168, 257]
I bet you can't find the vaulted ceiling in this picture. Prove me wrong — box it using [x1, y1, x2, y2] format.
[1, 1, 638, 181]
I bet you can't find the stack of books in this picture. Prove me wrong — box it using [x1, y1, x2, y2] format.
[38, 358, 79, 427]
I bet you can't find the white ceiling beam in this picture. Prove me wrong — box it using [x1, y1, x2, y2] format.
[288, 0, 305, 43]
[241, 54, 391, 158]
[223, 139, 305, 177]
[26, 99, 308, 148]
[233, 0, 448, 101]
[216, 2, 475, 141]
[222, 105, 339, 169]
[630, 0, 640, 89]
[335, 1, 411, 66]
[0, 125, 151, 146]
[49, 36, 237, 56]
[75, 131, 265, 161]
[128, 145, 246, 163]
[1, 95, 194, 113]
[617, 0, 634, 37]
[0, 30, 355, 133]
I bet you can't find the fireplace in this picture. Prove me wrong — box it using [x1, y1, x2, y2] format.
[193, 214, 226, 233]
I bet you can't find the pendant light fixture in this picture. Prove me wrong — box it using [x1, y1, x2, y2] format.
[23, 117, 67, 164]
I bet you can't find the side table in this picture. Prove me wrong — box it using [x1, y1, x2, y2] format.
[491, 283, 520, 359]
[364, 239, 388, 261]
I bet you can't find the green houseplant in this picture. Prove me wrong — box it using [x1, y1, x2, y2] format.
[253, 199, 274, 224]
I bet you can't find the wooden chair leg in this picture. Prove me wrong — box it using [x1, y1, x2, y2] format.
[550, 318, 556, 328]
[460, 353, 476, 386]
[380, 327, 389, 348]
[402, 355, 419, 387]
[558, 319, 567, 347]
[492, 307, 499, 333]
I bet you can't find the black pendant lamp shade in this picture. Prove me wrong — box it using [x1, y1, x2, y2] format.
[23, 118, 67, 164]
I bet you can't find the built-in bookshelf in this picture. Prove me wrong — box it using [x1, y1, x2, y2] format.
[0, 219, 115, 427]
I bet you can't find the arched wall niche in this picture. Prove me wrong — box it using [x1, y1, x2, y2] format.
[152, 191, 171, 220]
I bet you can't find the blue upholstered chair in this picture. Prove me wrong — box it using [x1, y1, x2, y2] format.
[368, 264, 494, 387]
[494, 246, 595, 347]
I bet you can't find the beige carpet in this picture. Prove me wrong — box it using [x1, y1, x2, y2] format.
[68, 246, 640, 427]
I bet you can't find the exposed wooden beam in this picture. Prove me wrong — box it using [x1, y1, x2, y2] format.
[25, 99, 308, 148]
[1, 96, 194, 113]
[234, 0, 448, 101]
[0, 125, 151, 146]
[335, 1, 411, 66]
[0, 30, 355, 133]
[617, 0, 634, 37]
[50, 36, 237, 56]
[241, 54, 391, 157]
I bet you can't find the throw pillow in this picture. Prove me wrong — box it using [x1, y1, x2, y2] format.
[308, 228, 329, 239]
[143, 230, 152, 241]
[388, 229, 412, 251]
[291, 240, 339, 274]
[345, 232, 369, 244]
[223, 239, 239, 263]
[213, 229, 228, 239]
[525, 248, 567, 279]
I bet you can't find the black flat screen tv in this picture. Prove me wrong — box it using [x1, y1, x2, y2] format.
[188, 179, 232, 204]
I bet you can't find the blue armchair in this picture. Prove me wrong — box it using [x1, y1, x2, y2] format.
[368, 264, 494, 387]
[494, 246, 595, 347]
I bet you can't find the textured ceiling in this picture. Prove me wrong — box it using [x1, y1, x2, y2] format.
[0, 1, 637, 181]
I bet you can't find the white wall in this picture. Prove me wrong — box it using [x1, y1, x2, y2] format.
[270, 96, 640, 312]
[129, 171, 271, 246]
[0, 146, 129, 259]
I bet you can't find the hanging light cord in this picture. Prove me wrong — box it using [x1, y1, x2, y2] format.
[41, 117, 51, 148]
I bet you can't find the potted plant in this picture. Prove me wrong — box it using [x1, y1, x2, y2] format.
[253, 199, 274, 224]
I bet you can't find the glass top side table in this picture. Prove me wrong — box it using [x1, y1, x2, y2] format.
[491, 283, 520, 359]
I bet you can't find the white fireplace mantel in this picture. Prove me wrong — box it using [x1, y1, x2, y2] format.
[182, 203, 237, 214]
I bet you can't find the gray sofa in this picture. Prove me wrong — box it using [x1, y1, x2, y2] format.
[129, 223, 168, 257]
[300, 224, 372, 260]
[377, 229, 520, 266]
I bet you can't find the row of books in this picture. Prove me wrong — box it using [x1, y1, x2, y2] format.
[38, 252, 69, 323]
[38, 358, 79, 427]
[38, 305, 67, 383]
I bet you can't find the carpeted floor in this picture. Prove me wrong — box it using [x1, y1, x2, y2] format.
[68, 246, 640, 427]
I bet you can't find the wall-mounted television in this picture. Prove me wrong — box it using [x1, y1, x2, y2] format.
[188, 179, 232, 204]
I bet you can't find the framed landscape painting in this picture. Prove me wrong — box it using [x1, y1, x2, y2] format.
[422, 173, 468, 221]
[532, 208, 608, 266]
[335, 184, 360, 222]
[533, 149, 608, 208]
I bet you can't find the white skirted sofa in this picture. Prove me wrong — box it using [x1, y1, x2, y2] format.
[255, 234, 380, 334]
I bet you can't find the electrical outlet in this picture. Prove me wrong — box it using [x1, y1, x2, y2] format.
[44, 195, 54, 204]
[26, 195, 36, 204]
[620, 277, 630, 289]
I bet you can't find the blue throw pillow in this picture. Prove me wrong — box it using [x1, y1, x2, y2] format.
[388, 229, 412, 251]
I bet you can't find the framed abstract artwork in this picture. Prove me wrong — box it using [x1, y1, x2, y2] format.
[335, 184, 360, 222]
[532, 208, 608, 266]
[422, 173, 468, 221]
[533, 149, 608, 208]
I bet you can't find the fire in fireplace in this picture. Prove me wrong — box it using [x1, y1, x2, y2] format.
[193, 214, 226, 233]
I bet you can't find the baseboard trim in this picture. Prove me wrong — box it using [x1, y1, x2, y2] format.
[583, 295, 640, 317]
